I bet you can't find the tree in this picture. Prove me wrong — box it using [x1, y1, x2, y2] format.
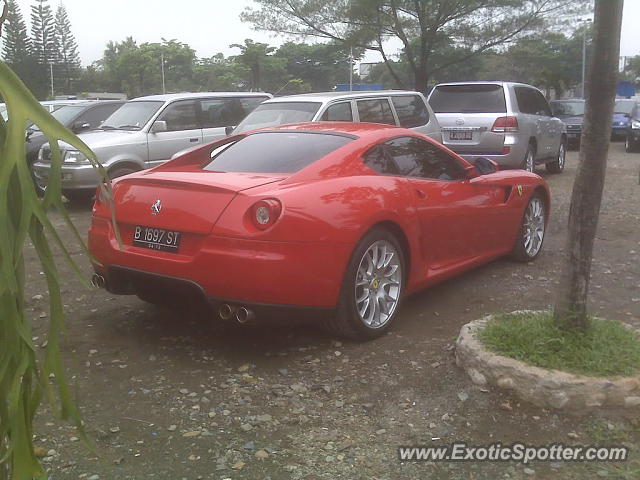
[230, 39, 287, 91]
[54, 3, 80, 93]
[1, 0, 30, 65]
[242, 0, 590, 94]
[553, 0, 624, 331]
[30, 0, 55, 65]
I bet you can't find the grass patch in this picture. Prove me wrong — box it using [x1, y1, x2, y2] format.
[478, 311, 640, 377]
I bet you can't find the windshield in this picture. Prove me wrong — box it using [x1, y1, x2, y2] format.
[204, 131, 353, 173]
[429, 84, 506, 113]
[550, 101, 585, 116]
[614, 99, 635, 115]
[234, 102, 322, 133]
[101, 101, 163, 130]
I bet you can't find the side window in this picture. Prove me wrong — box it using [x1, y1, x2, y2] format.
[156, 100, 199, 131]
[320, 102, 353, 122]
[200, 98, 246, 128]
[365, 136, 464, 180]
[357, 99, 396, 125]
[532, 90, 552, 116]
[76, 104, 122, 129]
[515, 87, 536, 115]
[391, 95, 429, 128]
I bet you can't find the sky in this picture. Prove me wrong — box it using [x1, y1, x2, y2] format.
[9, 0, 640, 66]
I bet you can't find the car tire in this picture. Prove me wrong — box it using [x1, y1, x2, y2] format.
[63, 190, 95, 204]
[546, 140, 566, 173]
[521, 143, 536, 173]
[625, 136, 639, 153]
[324, 228, 405, 341]
[108, 166, 138, 181]
[511, 193, 546, 262]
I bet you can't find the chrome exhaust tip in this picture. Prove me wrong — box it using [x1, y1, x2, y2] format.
[91, 273, 106, 289]
[235, 306, 255, 324]
[218, 303, 236, 321]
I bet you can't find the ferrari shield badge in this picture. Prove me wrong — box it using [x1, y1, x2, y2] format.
[151, 199, 162, 216]
[517, 185, 523, 197]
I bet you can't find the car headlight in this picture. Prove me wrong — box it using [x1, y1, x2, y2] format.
[64, 150, 89, 164]
[632, 120, 640, 130]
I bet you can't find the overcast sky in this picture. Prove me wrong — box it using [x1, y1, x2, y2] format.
[10, 0, 640, 66]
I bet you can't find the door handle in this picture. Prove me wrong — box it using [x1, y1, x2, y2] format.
[415, 189, 427, 199]
[190, 138, 200, 143]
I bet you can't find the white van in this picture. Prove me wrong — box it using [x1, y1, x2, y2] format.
[32, 92, 271, 202]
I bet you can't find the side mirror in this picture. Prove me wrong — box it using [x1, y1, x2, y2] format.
[471, 157, 499, 175]
[72, 121, 91, 132]
[464, 164, 479, 179]
[151, 120, 168, 133]
[225, 125, 235, 136]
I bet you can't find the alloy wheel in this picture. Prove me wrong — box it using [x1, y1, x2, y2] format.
[354, 240, 402, 328]
[525, 148, 535, 172]
[557, 143, 566, 170]
[523, 197, 545, 257]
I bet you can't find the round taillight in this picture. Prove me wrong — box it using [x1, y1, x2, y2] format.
[249, 199, 282, 230]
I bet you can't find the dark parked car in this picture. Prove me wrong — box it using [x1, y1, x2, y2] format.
[624, 101, 640, 153]
[26, 101, 125, 166]
[612, 99, 636, 140]
[550, 99, 584, 150]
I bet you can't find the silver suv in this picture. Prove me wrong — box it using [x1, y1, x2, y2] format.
[32, 92, 271, 202]
[428, 82, 566, 173]
[234, 90, 442, 143]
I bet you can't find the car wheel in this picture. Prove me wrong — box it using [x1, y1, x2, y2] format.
[108, 166, 138, 180]
[63, 190, 95, 204]
[521, 144, 536, 173]
[511, 193, 546, 262]
[324, 228, 405, 340]
[546, 141, 566, 173]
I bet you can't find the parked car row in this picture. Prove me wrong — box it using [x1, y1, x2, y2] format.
[30, 81, 571, 204]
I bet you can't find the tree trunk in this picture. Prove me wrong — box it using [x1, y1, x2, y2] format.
[413, 65, 428, 96]
[553, 0, 624, 331]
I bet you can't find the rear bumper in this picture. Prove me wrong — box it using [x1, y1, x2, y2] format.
[89, 216, 353, 308]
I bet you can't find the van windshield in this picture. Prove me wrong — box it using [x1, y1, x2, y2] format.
[430, 84, 506, 114]
[101, 101, 163, 130]
[234, 102, 322, 133]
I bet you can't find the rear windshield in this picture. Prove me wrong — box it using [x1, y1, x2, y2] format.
[233, 102, 322, 133]
[550, 101, 585, 116]
[429, 84, 506, 113]
[204, 131, 353, 173]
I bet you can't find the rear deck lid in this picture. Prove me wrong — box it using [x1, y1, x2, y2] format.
[113, 171, 283, 234]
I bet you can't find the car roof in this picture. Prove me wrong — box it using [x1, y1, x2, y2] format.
[131, 92, 272, 102]
[261, 121, 402, 136]
[433, 81, 537, 89]
[262, 90, 424, 104]
[55, 100, 125, 108]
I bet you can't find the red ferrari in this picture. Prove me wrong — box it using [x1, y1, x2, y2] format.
[89, 122, 549, 340]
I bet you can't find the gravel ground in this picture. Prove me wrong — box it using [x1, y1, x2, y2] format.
[23, 142, 640, 479]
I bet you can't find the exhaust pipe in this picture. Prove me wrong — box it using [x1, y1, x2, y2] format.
[91, 273, 106, 289]
[235, 306, 255, 324]
[218, 303, 236, 321]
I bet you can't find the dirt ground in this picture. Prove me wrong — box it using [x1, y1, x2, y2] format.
[25, 142, 640, 480]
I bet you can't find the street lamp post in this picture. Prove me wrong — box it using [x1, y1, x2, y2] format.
[581, 18, 592, 98]
[49, 63, 54, 98]
[161, 52, 166, 94]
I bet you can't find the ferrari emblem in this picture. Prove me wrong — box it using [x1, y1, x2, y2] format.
[517, 185, 523, 197]
[151, 199, 162, 216]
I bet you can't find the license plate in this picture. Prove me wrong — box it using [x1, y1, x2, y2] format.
[133, 226, 181, 252]
[449, 131, 473, 141]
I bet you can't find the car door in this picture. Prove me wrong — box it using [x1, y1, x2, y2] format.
[200, 96, 269, 142]
[380, 136, 511, 270]
[532, 90, 563, 156]
[146, 100, 202, 168]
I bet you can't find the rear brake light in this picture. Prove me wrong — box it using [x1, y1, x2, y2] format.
[491, 116, 519, 133]
[249, 199, 282, 230]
